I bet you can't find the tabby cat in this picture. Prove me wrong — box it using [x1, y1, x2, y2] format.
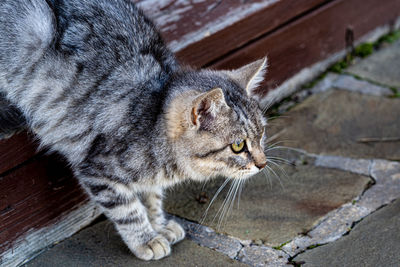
[0, 0, 268, 260]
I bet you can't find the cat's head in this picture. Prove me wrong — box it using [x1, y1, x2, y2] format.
[166, 58, 268, 181]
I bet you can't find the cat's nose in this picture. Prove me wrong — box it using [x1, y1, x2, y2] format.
[256, 161, 267, 169]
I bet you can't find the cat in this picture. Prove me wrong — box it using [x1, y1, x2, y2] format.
[0, 0, 268, 261]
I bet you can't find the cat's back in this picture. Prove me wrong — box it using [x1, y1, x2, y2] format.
[0, 0, 177, 163]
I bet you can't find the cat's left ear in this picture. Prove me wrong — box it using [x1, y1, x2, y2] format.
[227, 57, 268, 100]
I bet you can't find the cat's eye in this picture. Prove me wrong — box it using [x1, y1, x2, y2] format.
[231, 140, 246, 153]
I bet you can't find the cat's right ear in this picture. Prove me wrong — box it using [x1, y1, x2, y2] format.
[226, 57, 268, 101]
[191, 88, 228, 129]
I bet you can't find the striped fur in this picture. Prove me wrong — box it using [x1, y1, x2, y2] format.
[0, 0, 268, 261]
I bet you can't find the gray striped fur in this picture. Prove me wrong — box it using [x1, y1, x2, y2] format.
[0, 0, 268, 261]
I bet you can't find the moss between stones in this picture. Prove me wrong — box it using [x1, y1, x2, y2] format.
[329, 29, 400, 74]
[272, 240, 291, 250]
[389, 87, 400, 98]
[376, 30, 400, 45]
[354, 43, 373, 58]
[306, 244, 322, 249]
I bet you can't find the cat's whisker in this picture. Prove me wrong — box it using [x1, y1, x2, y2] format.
[266, 156, 293, 166]
[264, 145, 298, 152]
[214, 179, 235, 230]
[267, 160, 290, 181]
[218, 179, 237, 229]
[200, 178, 230, 225]
[264, 164, 285, 190]
[264, 140, 293, 150]
[261, 168, 273, 189]
[224, 179, 241, 227]
[237, 178, 245, 209]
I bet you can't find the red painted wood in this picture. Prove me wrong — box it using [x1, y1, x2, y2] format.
[212, 0, 400, 94]
[0, 154, 88, 253]
[174, 0, 329, 67]
[0, 132, 37, 175]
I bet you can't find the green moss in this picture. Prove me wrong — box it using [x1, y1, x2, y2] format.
[354, 43, 373, 58]
[329, 60, 348, 73]
[306, 244, 322, 249]
[377, 30, 400, 44]
[389, 87, 400, 98]
[272, 240, 291, 250]
[303, 73, 327, 89]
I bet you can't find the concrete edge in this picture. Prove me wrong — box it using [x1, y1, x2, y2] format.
[1, 201, 101, 267]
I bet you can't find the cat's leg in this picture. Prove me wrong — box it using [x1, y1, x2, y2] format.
[142, 188, 185, 245]
[80, 179, 171, 260]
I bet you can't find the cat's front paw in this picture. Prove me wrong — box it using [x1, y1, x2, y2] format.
[159, 220, 185, 245]
[133, 235, 171, 261]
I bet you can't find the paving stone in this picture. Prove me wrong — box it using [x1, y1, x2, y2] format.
[347, 40, 400, 88]
[357, 160, 400, 211]
[282, 203, 370, 256]
[314, 155, 371, 176]
[268, 90, 400, 161]
[165, 157, 370, 247]
[23, 220, 247, 267]
[332, 74, 393, 96]
[237, 245, 290, 267]
[173, 216, 243, 259]
[283, 159, 400, 257]
[293, 198, 400, 266]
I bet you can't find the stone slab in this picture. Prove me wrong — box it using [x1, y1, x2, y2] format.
[332, 74, 393, 96]
[165, 158, 370, 246]
[237, 245, 290, 267]
[293, 198, 400, 266]
[173, 216, 243, 259]
[347, 40, 400, 89]
[268, 90, 400, 161]
[23, 220, 247, 267]
[282, 158, 400, 256]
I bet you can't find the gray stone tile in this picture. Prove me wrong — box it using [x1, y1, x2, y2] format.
[268, 90, 400, 161]
[293, 198, 400, 267]
[347, 40, 400, 88]
[24, 220, 247, 267]
[165, 160, 370, 246]
[237, 245, 290, 267]
[283, 159, 400, 257]
[332, 75, 393, 96]
[173, 216, 243, 259]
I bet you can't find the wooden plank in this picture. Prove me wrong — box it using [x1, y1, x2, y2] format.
[175, 0, 329, 67]
[136, 0, 329, 67]
[212, 0, 400, 95]
[0, 132, 37, 175]
[0, 202, 101, 267]
[0, 154, 88, 254]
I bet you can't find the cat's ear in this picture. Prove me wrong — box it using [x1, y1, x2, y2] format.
[227, 57, 268, 100]
[191, 88, 228, 128]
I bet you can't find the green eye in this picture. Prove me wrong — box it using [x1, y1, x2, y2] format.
[231, 140, 245, 153]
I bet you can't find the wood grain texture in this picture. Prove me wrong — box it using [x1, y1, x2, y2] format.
[212, 0, 400, 94]
[0, 132, 37, 175]
[0, 154, 88, 254]
[174, 0, 329, 67]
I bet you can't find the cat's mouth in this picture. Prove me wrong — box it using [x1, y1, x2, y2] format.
[237, 165, 261, 179]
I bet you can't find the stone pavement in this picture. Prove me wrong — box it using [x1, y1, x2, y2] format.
[24, 40, 400, 266]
